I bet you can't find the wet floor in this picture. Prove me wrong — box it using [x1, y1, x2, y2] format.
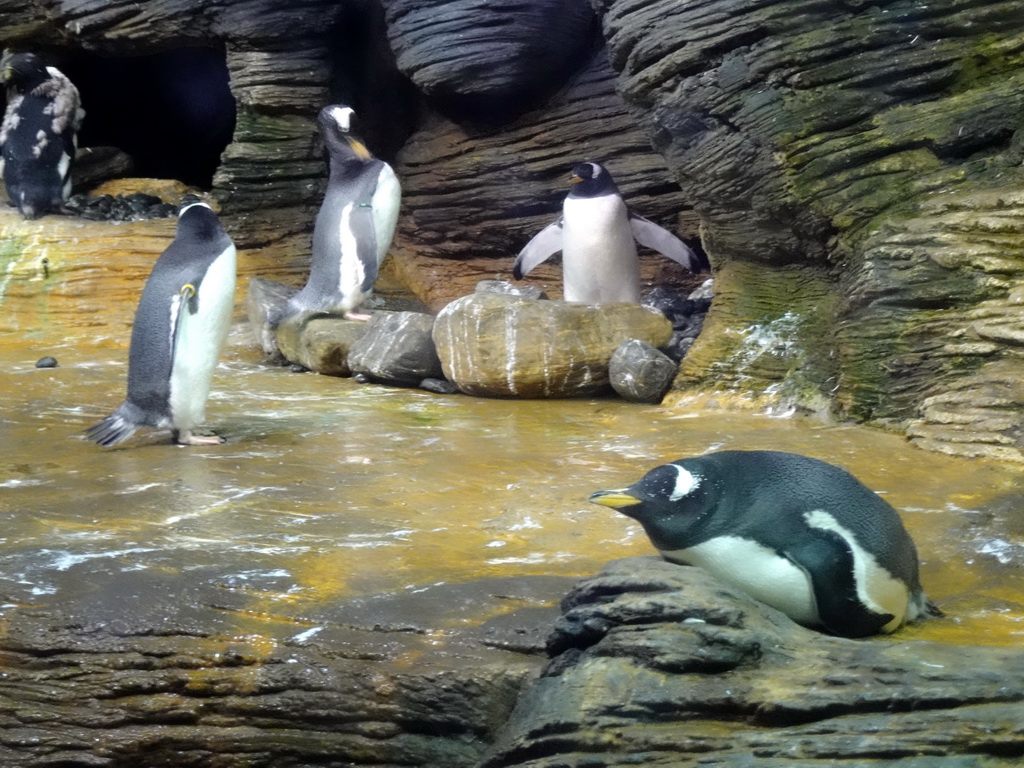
[1, 326, 1023, 647]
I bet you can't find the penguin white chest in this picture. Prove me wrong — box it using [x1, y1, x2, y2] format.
[370, 163, 401, 263]
[662, 537, 820, 626]
[561, 194, 640, 303]
[168, 244, 237, 431]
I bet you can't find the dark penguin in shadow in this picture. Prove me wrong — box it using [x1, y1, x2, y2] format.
[283, 104, 401, 322]
[513, 161, 704, 303]
[0, 51, 84, 219]
[85, 198, 236, 447]
[591, 450, 941, 638]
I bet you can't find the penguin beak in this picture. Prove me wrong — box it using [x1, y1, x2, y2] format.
[345, 136, 373, 161]
[569, 173, 583, 184]
[589, 489, 642, 509]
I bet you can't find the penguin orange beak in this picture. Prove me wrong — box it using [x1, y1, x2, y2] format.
[589, 489, 642, 509]
[569, 173, 583, 184]
[345, 136, 373, 161]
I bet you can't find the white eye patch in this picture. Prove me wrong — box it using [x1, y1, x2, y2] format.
[669, 465, 700, 500]
[331, 106, 354, 132]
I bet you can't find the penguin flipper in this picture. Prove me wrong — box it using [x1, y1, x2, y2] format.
[782, 534, 895, 638]
[513, 218, 563, 279]
[628, 213, 703, 272]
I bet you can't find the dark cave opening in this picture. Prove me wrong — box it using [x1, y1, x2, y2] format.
[62, 47, 236, 189]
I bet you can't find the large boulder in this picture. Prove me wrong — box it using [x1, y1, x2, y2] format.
[432, 293, 672, 397]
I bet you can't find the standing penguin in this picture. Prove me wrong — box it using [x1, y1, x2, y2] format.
[590, 450, 941, 638]
[85, 198, 236, 447]
[0, 51, 84, 219]
[283, 104, 401, 322]
[512, 162, 703, 303]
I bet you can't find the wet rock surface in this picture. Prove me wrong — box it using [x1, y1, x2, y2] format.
[483, 557, 1024, 768]
[348, 310, 445, 386]
[432, 293, 673, 398]
[0, 566, 573, 768]
[608, 339, 678, 404]
[275, 312, 371, 377]
[642, 283, 712, 363]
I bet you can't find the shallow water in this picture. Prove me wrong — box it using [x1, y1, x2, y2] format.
[1, 326, 1023, 647]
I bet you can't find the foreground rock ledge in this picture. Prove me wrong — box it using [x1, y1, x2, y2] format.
[484, 558, 1024, 768]
[0, 557, 1022, 766]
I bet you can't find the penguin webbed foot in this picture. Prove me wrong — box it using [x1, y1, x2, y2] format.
[174, 429, 225, 446]
[343, 310, 372, 322]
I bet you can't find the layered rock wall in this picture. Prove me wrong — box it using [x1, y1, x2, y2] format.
[593, 0, 1024, 459]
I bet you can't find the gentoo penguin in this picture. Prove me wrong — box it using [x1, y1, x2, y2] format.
[0, 52, 84, 219]
[85, 198, 236, 447]
[283, 104, 401, 322]
[590, 450, 941, 638]
[512, 162, 703, 303]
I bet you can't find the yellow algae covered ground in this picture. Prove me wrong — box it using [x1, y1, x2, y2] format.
[0, 325, 1022, 648]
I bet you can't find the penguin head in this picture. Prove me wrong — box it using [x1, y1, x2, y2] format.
[590, 460, 715, 550]
[318, 104, 373, 161]
[568, 162, 619, 198]
[1, 51, 49, 91]
[177, 196, 224, 242]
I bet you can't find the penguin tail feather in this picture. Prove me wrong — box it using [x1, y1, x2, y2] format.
[84, 402, 144, 447]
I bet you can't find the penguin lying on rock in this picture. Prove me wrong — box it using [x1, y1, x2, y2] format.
[282, 105, 401, 322]
[0, 51, 84, 219]
[513, 162, 704, 303]
[85, 197, 236, 447]
[590, 450, 941, 638]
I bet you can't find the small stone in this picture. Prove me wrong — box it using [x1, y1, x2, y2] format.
[420, 377, 458, 394]
[348, 311, 444, 386]
[475, 279, 547, 300]
[35, 356, 58, 368]
[609, 339, 678, 403]
[688, 278, 714, 301]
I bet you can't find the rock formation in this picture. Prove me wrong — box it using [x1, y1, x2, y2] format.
[432, 293, 672, 397]
[591, 0, 1024, 460]
[484, 558, 1024, 767]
